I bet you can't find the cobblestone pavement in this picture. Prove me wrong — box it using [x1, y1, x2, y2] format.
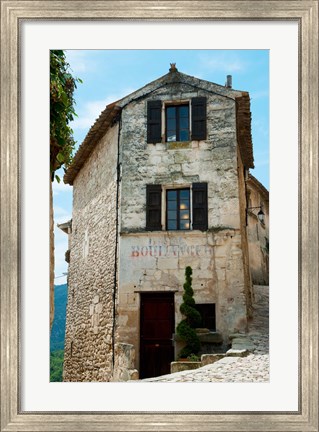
[142, 285, 269, 383]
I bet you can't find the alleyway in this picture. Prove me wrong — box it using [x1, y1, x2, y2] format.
[142, 285, 269, 383]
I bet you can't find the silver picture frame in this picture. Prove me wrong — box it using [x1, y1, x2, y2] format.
[1, 1, 318, 431]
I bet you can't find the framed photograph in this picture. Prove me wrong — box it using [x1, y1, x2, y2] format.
[1, 1, 318, 431]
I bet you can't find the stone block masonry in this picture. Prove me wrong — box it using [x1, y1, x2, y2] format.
[118, 230, 248, 370]
[63, 124, 119, 382]
[63, 69, 256, 381]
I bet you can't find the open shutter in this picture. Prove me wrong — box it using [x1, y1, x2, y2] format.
[146, 185, 162, 231]
[147, 100, 162, 143]
[191, 97, 207, 140]
[192, 183, 208, 231]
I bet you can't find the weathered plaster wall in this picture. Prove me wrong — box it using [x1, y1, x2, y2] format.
[118, 231, 248, 369]
[237, 148, 253, 317]
[247, 184, 269, 285]
[120, 83, 241, 231]
[117, 83, 249, 370]
[64, 78, 253, 381]
[63, 124, 119, 382]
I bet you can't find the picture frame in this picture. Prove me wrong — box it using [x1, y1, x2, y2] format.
[1, 1, 318, 431]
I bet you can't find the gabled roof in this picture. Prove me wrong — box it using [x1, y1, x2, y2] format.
[64, 67, 254, 185]
[247, 174, 269, 202]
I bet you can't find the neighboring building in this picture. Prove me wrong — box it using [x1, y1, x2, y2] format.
[61, 65, 266, 382]
[246, 174, 269, 285]
[57, 219, 72, 264]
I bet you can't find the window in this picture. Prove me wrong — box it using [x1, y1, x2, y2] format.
[146, 183, 208, 231]
[194, 304, 216, 331]
[166, 105, 190, 142]
[166, 188, 190, 230]
[147, 97, 207, 143]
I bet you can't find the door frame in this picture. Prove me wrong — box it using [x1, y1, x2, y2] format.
[139, 291, 176, 379]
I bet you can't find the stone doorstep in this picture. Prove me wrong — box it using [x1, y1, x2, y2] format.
[171, 361, 202, 374]
[229, 333, 247, 340]
[225, 349, 249, 357]
[171, 334, 254, 373]
[201, 353, 226, 366]
[174, 330, 223, 344]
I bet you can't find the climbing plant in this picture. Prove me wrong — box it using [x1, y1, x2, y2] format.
[176, 266, 202, 358]
[49, 50, 81, 329]
[50, 49, 82, 181]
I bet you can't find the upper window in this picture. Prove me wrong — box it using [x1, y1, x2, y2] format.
[147, 97, 207, 144]
[166, 105, 190, 142]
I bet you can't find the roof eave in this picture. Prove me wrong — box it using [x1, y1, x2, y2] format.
[64, 104, 121, 185]
[235, 92, 254, 169]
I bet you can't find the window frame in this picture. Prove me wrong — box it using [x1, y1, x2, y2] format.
[146, 182, 208, 232]
[165, 187, 191, 231]
[147, 97, 207, 144]
[165, 102, 191, 143]
[194, 303, 216, 331]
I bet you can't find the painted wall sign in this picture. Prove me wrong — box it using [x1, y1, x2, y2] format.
[130, 238, 212, 258]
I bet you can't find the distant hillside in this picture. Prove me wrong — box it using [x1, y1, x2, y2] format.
[50, 284, 67, 352]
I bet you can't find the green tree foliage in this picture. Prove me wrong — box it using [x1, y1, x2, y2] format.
[50, 284, 68, 352]
[176, 266, 202, 358]
[50, 50, 82, 180]
[49, 50, 81, 330]
[50, 350, 64, 382]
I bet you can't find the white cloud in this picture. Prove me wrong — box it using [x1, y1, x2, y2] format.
[54, 223, 69, 282]
[251, 89, 269, 100]
[71, 98, 112, 130]
[52, 179, 72, 196]
[54, 206, 71, 225]
[253, 119, 269, 139]
[200, 54, 247, 73]
[71, 89, 134, 131]
[254, 158, 269, 168]
[65, 50, 93, 74]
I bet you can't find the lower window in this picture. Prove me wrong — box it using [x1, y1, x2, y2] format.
[146, 182, 208, 231]
[195, 304, 216, 331]
[166, 188, 190, 230]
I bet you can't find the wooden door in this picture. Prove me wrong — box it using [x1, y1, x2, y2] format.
[140, 292, 175, 379]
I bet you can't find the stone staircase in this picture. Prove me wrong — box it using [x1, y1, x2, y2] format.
[205, 285, 269, 359]
[143, 285, 269, 380]
[247, 284, 269, 354]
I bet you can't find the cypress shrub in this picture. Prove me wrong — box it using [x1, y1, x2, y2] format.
[176, 266, 201, 358]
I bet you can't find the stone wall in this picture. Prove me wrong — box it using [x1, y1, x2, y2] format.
[111, 343, 139, 381]
[116, 83, 249, 371]
[247, 180, 269, 285]
[120, 83, 241, 231]
[63, 124, 119, 382]
[118, 230, 247, 370]
[236, 148, 253, 317]
[64, 77, 253, 381]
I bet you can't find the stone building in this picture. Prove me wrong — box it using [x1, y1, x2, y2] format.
[61, 65, 264, 382]
[246, 174, 269, 285]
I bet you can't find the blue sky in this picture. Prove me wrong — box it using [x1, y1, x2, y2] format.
[53, 49, 269, 285]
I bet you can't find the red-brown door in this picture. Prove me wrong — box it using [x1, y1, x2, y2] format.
[140, 292, 175, 379]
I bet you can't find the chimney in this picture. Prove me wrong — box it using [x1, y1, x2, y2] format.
[169, 63, 178, 73]
[226, 75, 232, 88]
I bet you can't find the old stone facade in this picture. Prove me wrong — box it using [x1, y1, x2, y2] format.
[246, 174, 269, 285]
[62, 66, 264, 382]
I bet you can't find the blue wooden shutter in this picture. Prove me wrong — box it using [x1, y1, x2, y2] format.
[191, 97, 207, 140]
[192, 183, 208, 231]
[147, 100, 162, 143]
[146, 185, 162, 230]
